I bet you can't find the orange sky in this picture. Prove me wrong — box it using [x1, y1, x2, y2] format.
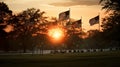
[1, 0, 104, 31]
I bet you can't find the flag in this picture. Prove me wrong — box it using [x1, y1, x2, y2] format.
[89, 15, 99, 26]
[59, 10, 70, 21]
[72, 19, 82, 28]
[75, 19, 82, 27]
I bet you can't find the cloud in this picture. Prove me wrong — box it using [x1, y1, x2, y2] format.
[49, 0, 99, 7]
[0, 0, 7, 2]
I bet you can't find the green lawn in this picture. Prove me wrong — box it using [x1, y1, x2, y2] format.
[0, 51, 120, 67]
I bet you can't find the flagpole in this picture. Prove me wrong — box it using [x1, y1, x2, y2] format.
[81, 16, 82, 32]
[69, 8, 71, 23]
[98, 12, 100, 31]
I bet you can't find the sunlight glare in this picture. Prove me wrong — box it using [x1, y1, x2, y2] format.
[48, 27, 64, 41]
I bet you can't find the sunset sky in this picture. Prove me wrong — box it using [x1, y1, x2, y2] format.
[1, 0, 103, 31]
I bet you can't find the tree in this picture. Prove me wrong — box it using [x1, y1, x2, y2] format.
[0, 2, 12, 51]
[0, 2, 12, 24]
[100, 0, 120, 47]
[100, 0, 120, 12]
[100, 0, 120, 31]
[10, 8, 47, 52]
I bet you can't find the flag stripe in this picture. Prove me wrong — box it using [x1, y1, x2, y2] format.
[72, 19, 82, 28]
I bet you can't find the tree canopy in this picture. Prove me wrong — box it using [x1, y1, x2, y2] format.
[99, 0, 120, 47]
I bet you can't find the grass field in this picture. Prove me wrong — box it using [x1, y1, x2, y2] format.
[0, 51, 120, 67]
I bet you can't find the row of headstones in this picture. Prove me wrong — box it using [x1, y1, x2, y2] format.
[50, 47, 120, 54]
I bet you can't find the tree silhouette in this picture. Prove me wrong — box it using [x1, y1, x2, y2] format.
[0, 2, 12, 51]
[100, 0, 120, 33]
[0, 2, 12, 24]
[100, 0, 120, 12]
[100, 0, 120, 47]
[10, 8, 47, 52]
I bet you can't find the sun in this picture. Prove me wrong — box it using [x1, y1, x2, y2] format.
[52, 30, 62, 39]
[48, 27, 65, 41]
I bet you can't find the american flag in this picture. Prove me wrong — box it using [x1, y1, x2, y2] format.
[59, 10, 70, 21]
[89, 15, 99, 26]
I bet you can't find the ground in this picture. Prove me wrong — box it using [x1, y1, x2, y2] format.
[0, 51, 120, 67]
